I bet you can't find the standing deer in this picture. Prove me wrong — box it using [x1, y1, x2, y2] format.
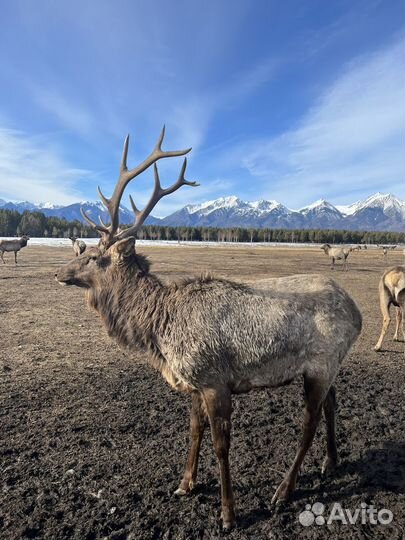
[0, 235, 30, 264]
[69, 236, 87, 256]
[321, 244, 352, 271]
[374, 266, 405, 351]
[56, 128, 362, 530]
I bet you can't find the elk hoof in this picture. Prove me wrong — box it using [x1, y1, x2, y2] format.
[321, 456, 337, 475]
[222, 519, 236, 532]
[174, 487, 188, 496]
[271, 479, 294, 505]
[374, 345, 381, 352]
[221, 509, 236, 532]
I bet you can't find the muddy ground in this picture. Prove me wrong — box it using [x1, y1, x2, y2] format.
[0, 244, 404, 540]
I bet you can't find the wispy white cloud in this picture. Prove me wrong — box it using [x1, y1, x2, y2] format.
[165, 56, 278, 156]
[29, 86, 96, 138]
[225, 37, 405, 206]
[0, 128, 90, 204]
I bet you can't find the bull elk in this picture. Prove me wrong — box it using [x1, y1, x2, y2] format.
[0, 235, 30, 264]
[374, 266, 405, 351]
[56, 127, 362, 530]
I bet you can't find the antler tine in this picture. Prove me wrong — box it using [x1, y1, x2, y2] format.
[128, 194, 141, 218]
[97, 186, 109, 209]
[159, 157, 199, 196]
[94, 128, 192, 246]
[80, 208, 109, 235]
[120, 134, 130, 172]
[99, 215, 109, 229]
[118, 158, 199, 239]
[155, 125, 166, 152]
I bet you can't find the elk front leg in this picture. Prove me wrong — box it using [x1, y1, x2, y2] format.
[321, 386, 337, 474]
[331, 257, 335, 270]
[0, 251, 5, 264]
[203, 386, 235, 531]
[175, 391, 207, 495]
[271, 376, 326, 504]
[374, 284, 391, 351]
[14, 251, 18, 264]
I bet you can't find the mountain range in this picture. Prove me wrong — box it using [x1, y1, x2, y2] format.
[0, 199, 134, 227]
[0, 193, 404, 232]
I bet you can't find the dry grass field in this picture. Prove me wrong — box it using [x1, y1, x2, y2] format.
[0, 244, 404, 539]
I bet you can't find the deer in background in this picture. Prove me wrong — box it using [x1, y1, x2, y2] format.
[321, 244, 352, 271]
[0, 235, 30, 264]
[374, 266, 405, 351]
[69, 236, 87, 257]
[56, 127, 362, 531]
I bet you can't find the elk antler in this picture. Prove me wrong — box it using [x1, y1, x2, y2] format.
[81, 126, 193, 246]
[117, 157, 199, 240]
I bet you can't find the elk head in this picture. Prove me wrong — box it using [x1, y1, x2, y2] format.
[20, 235, 30, 247]
[56, 127, 198, 287]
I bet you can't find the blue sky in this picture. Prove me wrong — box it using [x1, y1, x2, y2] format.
[0, 0, 404, 216]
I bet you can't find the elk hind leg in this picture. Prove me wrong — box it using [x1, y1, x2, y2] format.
[271, 375, 327, 504]
[175, 391, 207, 496]
[321, 385, 337, 474]
[203, 386, 235, 530]
[393, 307, 403, 341]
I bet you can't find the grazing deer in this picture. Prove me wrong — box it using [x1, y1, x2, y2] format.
[69, 236, 86, 256]
[0, 235, 30, 264]
[321, 244, 352, 271]
[374, 266, 405, 351]
[56, 128, 362, 530]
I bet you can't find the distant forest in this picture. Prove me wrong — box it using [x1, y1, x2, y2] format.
[0, 208, 403, 245]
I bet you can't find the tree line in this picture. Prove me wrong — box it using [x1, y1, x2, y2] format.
[0, 208, 403, 245]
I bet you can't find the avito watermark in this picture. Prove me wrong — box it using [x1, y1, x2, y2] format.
[299, 502, 393, 527]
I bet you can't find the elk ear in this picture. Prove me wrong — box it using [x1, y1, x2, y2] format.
[110, 237, 136, 263]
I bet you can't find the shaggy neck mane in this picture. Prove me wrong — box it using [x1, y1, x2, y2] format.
[87, 254, 170, 355]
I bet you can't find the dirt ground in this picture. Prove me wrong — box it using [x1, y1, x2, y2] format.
[0, 244, 404, 540]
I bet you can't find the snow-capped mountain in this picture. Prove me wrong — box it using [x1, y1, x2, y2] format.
[299, 199, 345, 229]
[0, 200, 138, 225]
[161, 196, 299, 228]
[0, 193, 403, 231]
[57, 201, 136, 225]
[158, 192, 404, 232]
[336, 193, 405, 217]
[0, 200, 42, 212]
[342, 193, 405, 232]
